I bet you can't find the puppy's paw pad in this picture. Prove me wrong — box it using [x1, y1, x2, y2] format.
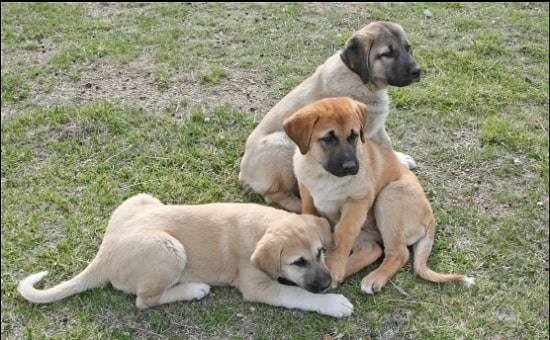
[321, 294, 354, 318]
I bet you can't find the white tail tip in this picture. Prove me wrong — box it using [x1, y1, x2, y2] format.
[18, 271, 49, 288]
[462, 277, 475, 288]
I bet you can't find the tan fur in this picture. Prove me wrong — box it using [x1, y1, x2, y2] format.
[239, 21, 421, 213]
[17, 194, 354, 317]
[283, 97, 474, 294]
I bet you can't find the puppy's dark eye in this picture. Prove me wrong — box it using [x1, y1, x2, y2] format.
[316, 248, 323, 261]
[405, 44, 412, 55]
[379, 47, 395, 59]
[292, 258, 308, 267]
[347, 131, 358, 144]
[320, 131, 338, 147]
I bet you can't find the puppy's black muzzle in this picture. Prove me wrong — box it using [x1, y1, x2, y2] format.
[409, 63, 421, 83]
[324, 145, 359, 177]
[388, 55, 421, 87]
[278, 267, 332, 293]
[304, 268, 332, 293]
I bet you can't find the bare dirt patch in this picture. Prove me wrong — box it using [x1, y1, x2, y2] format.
[1, 2, 370, 119]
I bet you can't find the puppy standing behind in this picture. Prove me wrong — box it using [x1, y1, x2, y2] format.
[283, 97, 474, 293]
[239, 21, 421, 213]
[17, 193, 353, 318]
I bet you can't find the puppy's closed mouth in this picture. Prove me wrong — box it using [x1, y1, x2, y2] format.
[277, 277, 297, 286]
[277, 276, 331, 293]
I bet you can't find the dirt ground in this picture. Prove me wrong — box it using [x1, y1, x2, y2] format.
[1, 38, 274, 120]
[1, 2, 370, 120]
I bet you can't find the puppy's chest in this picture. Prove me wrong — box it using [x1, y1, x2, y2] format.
[299, 171, 361, 223]
[295, 153, 369, 219]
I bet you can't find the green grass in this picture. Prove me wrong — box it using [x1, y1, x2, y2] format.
[1, 2, 548, 339]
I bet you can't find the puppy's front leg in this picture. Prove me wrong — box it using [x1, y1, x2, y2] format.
[239, 269, 353, 317]
[325, 198, 368, 287]
[369, 127, 393, 151]
[299, 183, 321, 217]
[370, 127, 416, 169]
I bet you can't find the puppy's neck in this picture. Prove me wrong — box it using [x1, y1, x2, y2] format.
[361, 85, 389, 118]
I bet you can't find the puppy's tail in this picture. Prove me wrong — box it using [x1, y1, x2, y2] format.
[413, 228, 475, 288]
[18, 258, 108, 304]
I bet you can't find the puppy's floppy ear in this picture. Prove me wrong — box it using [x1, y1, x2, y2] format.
[353, 100, 369, 143]
[302, 214, 336, 250]
[283, 109, 319, 155]
[340, 33, 371, 84]
[250, 235, 281, 280]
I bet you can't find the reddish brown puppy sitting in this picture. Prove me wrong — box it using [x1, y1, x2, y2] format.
[283, 97, 474, 293]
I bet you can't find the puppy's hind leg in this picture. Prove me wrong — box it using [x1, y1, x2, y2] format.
[344, 233, 383, 278]
[359, 185, 411, 294]
[155, 282, 211, 306]
[244, 132, 302, 213]
[132, 234, 207, 308]
[137, 283, 210, 308]
[264, 189, 301, 213]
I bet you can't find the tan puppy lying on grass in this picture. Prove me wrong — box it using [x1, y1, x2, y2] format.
[18, 193, 353, 318]
[283, 97, 474, 293]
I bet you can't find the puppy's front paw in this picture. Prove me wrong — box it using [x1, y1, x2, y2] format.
[319, 294, 354, 318]
[360, 272, 388, 295]
[325, 252, 346, 288]
[394, 151, 417, 170]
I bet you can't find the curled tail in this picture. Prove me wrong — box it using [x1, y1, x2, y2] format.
[413, 231, 475, 288]
[17, 259, 108, 304]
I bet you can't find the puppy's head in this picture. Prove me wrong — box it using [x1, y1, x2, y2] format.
[283, 97, 367, 177]
[250, 213, 335, 293]
[340, 21, 421, 87]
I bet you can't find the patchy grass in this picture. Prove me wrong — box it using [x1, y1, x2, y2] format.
[1, 2, 548, 339]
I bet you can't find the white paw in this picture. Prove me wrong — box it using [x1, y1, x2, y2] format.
[394, 151, 417, 170]
[361, 281, 377, 295]
[319, 294, 354, 318]
[187, 282, 211, 300]
[360, 275, 385, 295]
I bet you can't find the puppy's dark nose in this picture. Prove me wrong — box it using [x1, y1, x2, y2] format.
[410, 65, 421, 79]
[306, 268, 332, 293]
[318, 273, 332, 291]
[342, 160, 358, 174]
[314, 270, 332, 292]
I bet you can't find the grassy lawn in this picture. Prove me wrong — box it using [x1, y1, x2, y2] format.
[1, 2, 548, 339]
